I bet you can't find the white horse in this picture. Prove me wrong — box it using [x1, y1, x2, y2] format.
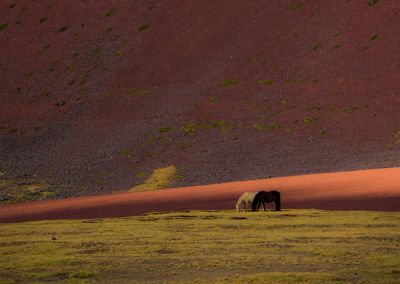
[235, 192, 259, 212]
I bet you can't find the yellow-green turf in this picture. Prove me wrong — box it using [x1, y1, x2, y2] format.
[130, 165, 177, 192]
[0, 210, 399, 283]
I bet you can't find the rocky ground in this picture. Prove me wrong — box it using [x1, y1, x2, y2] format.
[1, 0, 400, 199]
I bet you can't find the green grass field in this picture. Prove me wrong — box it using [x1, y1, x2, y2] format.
[0, 210, 399, 283]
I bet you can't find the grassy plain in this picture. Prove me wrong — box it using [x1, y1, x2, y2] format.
[0, 210, 399, 283]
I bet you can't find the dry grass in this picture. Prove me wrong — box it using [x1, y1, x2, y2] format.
[0, 210, 399, 283]
[130, 165, 177, 192]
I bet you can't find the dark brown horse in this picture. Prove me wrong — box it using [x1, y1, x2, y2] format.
[252, 191, 281, 211]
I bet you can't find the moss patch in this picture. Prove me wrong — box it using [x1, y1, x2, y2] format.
[0, 179, 53, 203]
[253, 123, 264, 131]
[138, 24, 150, 32]
[368, 0, 379, 6]
[370, 34, 379, 41]
[303, 117, 316, 124]
[387, 130, 400, 149]
[258, 79, 276, 86]
[313, 43, 321, 50]
[130, 165, 177, 192]
[209, 96, 218, 104]
[180, 122, 198, 136]
[292, 3, 303, 11]
[158, 127, 173, 133]
[222, 79, 240, 87]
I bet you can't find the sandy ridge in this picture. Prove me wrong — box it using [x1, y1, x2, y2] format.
[0, 168, 399, 223]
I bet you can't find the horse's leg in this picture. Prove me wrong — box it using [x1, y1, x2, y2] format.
[277, 200, 281, 211]
[251, 200, 260, 211]
[244, 200, 250, 211]
[259, 201, 263, 211]
[241, 201, 246, 212]
[275, 195, 281, 211]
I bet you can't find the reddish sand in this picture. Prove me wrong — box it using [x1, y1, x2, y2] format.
[0, 168, 399, 223]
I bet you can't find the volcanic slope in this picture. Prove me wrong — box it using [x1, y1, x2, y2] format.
[1, 1, 400, 199]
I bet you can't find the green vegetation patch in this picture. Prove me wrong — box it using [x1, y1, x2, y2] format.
[121, 148, 134, 158]
[127, 88, 149, 97]
[368, 0, 379, 6]
[0, 210, 399, 283]
[66, 64, 75, 72]
[105, 10, 113, 17]
[284, 127, 293, 134]
[313, 43, 321, 50]
[138, 24, 150, 32]
[222, 78, 240, 87]
[254, 123, 264, 131]
[304, 106, 316, 112]
[303, 116, 316, 124]
[149, 4, 156, 11]
[59, 25, 68, 32]
[180, 122, 198, 136]
[55, 100, 67, 107]
[370, 34, 379, 41]
[212, 120, 230, 135]
[115, 49, 122, 57]
[392, 130, 400, 146]
[266, 123, 279, 131]
[341, 106, 358, 114]
[0, 179, 53, 203]
[130, 165, 177, 192]
[158, 126, 173, 133]
[334, 32, 342, 37]
[209, 96, 218, 103]
[0, 23, 8, 30]
[258, 79, 276, 86]
[136, 171, 147, 178]
[292, 3, 303, 11]
[387, 130, 400, 149]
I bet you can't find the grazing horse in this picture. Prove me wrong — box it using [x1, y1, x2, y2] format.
[252, 191, 281, 211]
[235, 192, 259, 212]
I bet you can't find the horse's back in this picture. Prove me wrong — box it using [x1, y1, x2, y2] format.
[258, 190, 280, 200]
[256, 190, 281, 211]
[244, 191, 258, 201]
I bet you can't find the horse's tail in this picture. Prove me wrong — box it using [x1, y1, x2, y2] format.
[275, 191, 281, 211]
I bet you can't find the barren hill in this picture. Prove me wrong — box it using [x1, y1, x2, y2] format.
[1, 0, 400, 200]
